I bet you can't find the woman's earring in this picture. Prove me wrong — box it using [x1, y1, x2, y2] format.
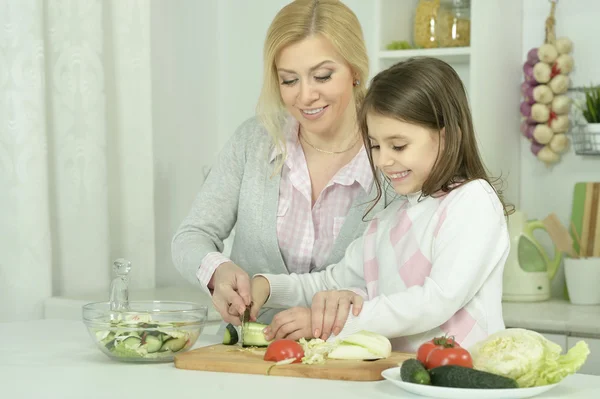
[353, 79, 360, 87]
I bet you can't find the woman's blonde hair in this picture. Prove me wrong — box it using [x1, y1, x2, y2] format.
[257, 0, 368, 168]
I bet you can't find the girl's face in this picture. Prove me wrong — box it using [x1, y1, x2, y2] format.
[367, 112, 443, 196]
[276, 35, 356, 137]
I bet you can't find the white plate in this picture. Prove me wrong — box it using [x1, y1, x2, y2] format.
[381, 367, 559, 399]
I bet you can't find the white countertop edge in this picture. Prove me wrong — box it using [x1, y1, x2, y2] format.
[502, 299, 600, 337]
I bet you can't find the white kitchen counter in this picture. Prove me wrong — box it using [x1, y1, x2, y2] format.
[502, 299, 600, 337]
[1, 319, 599, 399]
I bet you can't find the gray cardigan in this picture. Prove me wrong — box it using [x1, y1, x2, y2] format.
[171, 116, 394, 312]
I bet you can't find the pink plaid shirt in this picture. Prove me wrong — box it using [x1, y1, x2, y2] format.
[198, 121, 372, 288]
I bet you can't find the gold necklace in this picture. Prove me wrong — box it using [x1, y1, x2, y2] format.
[299, 131, 361, 155]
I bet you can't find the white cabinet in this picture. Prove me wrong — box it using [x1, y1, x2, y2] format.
[568, 336, 600, 376]
[372, 0, 523, 205]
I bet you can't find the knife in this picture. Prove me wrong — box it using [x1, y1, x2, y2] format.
[239, 305, 251, 346]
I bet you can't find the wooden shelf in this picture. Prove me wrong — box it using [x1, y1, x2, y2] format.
[378, 47, 471, 64]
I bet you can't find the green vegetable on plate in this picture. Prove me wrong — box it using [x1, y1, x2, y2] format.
[429, 365, 519, 389]
[400, 359, 431, 385]
[469, 328, 590, 388]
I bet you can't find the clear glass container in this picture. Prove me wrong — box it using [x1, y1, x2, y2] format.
[438, 0, 471, 48]
[413, 0, 441, 48]
[83, 300, 208, 362]
[82, 258, 208, 363]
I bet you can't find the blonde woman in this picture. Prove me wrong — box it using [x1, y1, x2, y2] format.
[172, 0, 393, 328]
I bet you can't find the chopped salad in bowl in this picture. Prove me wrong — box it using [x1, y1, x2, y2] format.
[83, 300, 208, 362]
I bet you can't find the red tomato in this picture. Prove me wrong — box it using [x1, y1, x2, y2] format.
[416, 336, 473, 369]
[416, 336, 459, 364]
[264, 339, 305, 364]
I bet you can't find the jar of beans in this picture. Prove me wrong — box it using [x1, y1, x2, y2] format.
[437, 0, 471, 47]
[413, 0, 441, 48]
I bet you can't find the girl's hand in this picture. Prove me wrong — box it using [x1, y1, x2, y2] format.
[311, 290, 364, 340]
[263, 307, 313, 341]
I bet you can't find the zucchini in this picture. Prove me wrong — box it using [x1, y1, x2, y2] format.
[241, 322, 271, 348]
[400, 359, 431, 385]
[429, 365, 519, 389]
[223, 323, 239, 345]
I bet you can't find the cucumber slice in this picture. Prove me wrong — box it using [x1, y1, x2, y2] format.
[98, 331, 115, 346]
[160, 337, 187, 352]
[242, 322, 271, 348]
[144, 335, 162, 353]
[223, 323, 239, 345]
[105, 339, 116, 350]
[122, 336, 142, 349]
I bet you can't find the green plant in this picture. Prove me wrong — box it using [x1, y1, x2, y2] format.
[580, 85, 600, 123]
[385, 40, 415, 50]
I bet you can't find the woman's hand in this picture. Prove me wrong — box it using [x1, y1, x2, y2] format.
[210, 262, 251, 325]
[311, 290, 364, 340]
[263, 307, 313, 341]
[249, 276, 271, 321]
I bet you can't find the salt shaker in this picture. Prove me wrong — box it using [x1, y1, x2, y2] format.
[109, 258, 132, 312]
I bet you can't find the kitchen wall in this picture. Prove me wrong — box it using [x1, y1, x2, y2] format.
[150, 0, 219, 287]
[215, 0, 290, 151]
[520, 0, 600, 296]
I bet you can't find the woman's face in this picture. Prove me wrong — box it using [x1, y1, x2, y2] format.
[276, 35, 356, 136]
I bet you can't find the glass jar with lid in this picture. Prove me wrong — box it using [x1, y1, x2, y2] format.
[437, 0, 471, 47]
[413, 0, 441, 48]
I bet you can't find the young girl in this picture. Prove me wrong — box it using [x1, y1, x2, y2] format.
[250, 57, 512, 352]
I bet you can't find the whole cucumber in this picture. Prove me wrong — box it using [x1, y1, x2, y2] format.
[400, 359, 431, 385]
[429, 365, 518, 389]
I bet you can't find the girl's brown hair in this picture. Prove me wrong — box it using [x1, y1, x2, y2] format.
[358, 57, 512, 217]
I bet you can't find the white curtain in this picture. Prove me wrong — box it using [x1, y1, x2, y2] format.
[0, 0, 156, 322]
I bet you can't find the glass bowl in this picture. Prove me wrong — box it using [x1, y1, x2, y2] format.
[82, 300, 208, 363]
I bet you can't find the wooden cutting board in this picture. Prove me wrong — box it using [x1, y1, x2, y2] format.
[174, 344, 414, 381]
[570, 182, 600, 257]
